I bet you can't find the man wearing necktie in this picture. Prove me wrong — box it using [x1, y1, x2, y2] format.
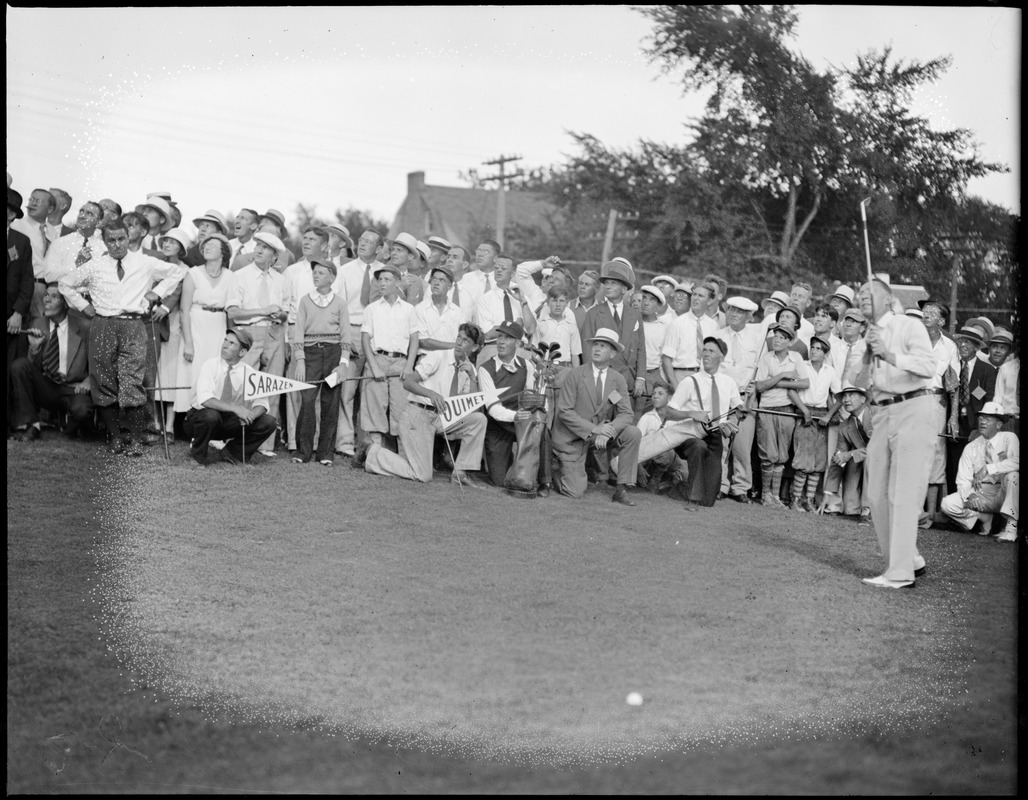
[472, 253, 535, 366]
[552, 327, 642, 506]
[939, 402, 1018, 541]
[581, 260, 647, 417]
[365, 323, 488, 486]
[11, 188, 57, 325]
[947, 324, 998, 492]
[41, 201, 106, 286]
[182, 328, 276, 466]
[649, 337, 743, 509]
[826, 383, 873, 519]
[11, 282, 95, 440]
[136, 197, 172, 253]
[58, 217, 186, 455]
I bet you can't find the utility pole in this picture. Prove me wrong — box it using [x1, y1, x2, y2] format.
[480, 154, 523, 248]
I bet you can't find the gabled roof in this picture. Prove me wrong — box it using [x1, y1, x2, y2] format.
[389, 172, 560, 247]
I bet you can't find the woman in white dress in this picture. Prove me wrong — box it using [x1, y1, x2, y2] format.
[175, 234, 233, 416]
[153, 228, 193, 435]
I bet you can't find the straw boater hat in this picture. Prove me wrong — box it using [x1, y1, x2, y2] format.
[252, 231, 286, 254]
[955, 323, 987, 348]
[965, 316, 995, 343]
[392, 231, 419, 257]
[586, 327, 625, 353]
[416, 240, 432, 263]
[904, 308, 924, 319]
[830, 285, 856, 306]
[159, 228, 193, 254]
[978, 401, 1008, 419]
[762, 290, 790, 310]
[427, 235, 452, 254]
[639, 285, 666, 305]
[989, 328, 1014, 347]
[324, 222, 353, 250]
[838, 380, 868, 398]
[136, 196, 172, 222]
[192, 209, 229, 236]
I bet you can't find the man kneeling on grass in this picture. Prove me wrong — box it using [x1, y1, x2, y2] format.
[365, 322, 488, 487]
[183, 328, 277, 466]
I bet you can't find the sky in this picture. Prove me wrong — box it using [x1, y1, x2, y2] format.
[6, 5, 1020, 238]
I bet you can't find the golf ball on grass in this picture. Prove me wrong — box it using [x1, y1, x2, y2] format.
[626, 692, 643, 706]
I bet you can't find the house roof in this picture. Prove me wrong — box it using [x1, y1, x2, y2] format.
[389, 172, 559, 247]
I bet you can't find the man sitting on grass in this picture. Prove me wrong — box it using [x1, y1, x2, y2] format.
[183, 328, 277, 466]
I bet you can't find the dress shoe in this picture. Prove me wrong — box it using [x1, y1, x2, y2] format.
[536, 483, 551, 498]
[612, 485, 636, 506]
[106, 434, 126, 455]
[862, 574, 915, 589]
[996, 522, 1017, 542]
[123, 438, 144, 457]
[858, 513, 872, 525]
[913, 554, 927, 577]
[336, 445, 356, 458]
[730, 493, 752, 504]
[682, 501, 699, 513]
[258, 449, 277, 458]
[17, 426, 41, 442]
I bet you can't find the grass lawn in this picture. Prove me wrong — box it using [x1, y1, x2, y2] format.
[7, 435, 1019, 793]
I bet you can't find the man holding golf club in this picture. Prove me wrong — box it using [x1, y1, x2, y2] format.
[857, 278, 936, 589]
[58, 216, 185, 456]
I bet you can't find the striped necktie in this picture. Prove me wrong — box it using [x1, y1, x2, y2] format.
[42, 323, 61, 381]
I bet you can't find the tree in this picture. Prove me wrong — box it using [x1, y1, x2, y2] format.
[637, 5, 1007, 272]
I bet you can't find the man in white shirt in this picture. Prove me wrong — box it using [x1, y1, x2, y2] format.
[58, 217, 185, 455]
[228, 208, 260, 270]
[661, 282, 718, 388]
[474, 252, 535, 364]
[652, 275, 680, 326]
[226, 231, 290, 455]
[991, 330, 1019, 434]
[716, 296, 763, 501]
[460, 239, 501, 301]
[390, 232, 425, 306]
[333, 228, 385, 457]
[182, 328, 277, 466]
[939, 402, 1018, 542]
[11, 188, 58, 324]
[444, 245, 478, 323]
[570, 269, 601, 333]
[414, 264, 463, 353]
[630, 337, 743, 510]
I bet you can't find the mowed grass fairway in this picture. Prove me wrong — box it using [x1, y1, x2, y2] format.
[8, 437, 1018, 793]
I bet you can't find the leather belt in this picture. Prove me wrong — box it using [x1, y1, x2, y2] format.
[103, 313, 147, 320]
[926, 388, 947, 396]
[375, 349, 405, 358]
[872, 388, 931, 407]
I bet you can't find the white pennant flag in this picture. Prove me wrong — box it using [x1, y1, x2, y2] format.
[243, 362, 316, 400]
[439, 386, 509, 430]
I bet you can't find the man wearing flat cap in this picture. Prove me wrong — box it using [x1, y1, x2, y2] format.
[226, 230, 291, 455]
[183, 327, 278, 466]
[716, 296, 763, 501]
[552, 327, 642, 506]
[948, 322, 998, 490]
[939, 402, 1018, 542]
[581, 260, 647, 414]
[414, 263, 463, 354]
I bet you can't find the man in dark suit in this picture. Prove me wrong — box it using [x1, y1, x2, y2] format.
[8, 187, 36, 429]
[947, 323, 998, 490]
[552, 327, 641, 506]
[580, 260, 647, 414]
[822, 382, 873, 519]
[11, 282, 94, 440]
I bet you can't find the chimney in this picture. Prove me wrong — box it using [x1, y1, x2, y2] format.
[408, 171, 425, 195]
